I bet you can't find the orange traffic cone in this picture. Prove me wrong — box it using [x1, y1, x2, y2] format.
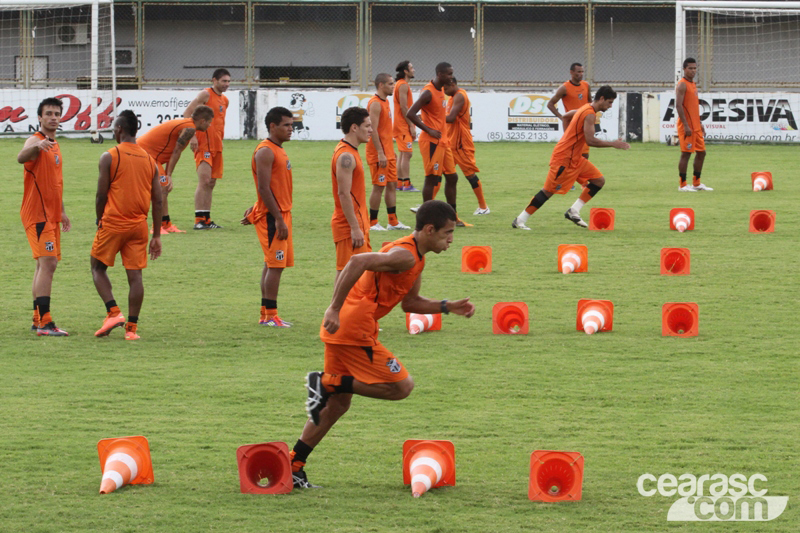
[662, 302, 699, 337]
[236, 442, 292, 494]
[97, 436, 154, 494]
[589, 208, 615, 231]
[751, 171, 773, 191]
[461, 246, 492, 273]
[529, 450, 584, 502]
[492, 302, 529, 334]
[660, 248, 690, 276]
[669, 208, 694, 233]
[576, 299, 613, 335]
[406, 313, 442, 335]
[557, 244, 588, 274]
[402, 439, 455, 498]
[750, 210, 775, 233]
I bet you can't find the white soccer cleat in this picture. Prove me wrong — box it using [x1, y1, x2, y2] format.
[693, 183, 713, 191]
[370, 223, 387, 231]
[511, 218, 531, 230]
[678, 184, 697, 192]
[473, 207, 490, 215]
[387, 221, 411, 230]
[409, 205, 420, 214]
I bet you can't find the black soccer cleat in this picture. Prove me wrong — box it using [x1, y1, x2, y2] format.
[292, 469, 322, 489]
[193, 221, 223, 230]
[37, 322, 69, 336]
[305, 371, 329, 426]
[564, 209, 588, 228]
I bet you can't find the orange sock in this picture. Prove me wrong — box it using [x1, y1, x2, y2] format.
[33, 309, 40, 326]
[265, 307, 277, 319]
[432, 181, 441, 199]
[125, 322, 137, 333]
[195, 216, 204, 225]
[161, 219, 170, 228]
[578, 188, 592, 203]
[472, 182, 487, 210]
[524, 205, 539, 215]
[388, 212, 398, 226]
[109, 306, 121, 317]
[40, 312, 52, 326]
[289, 451, 305, 473]
[693, 173, 701, 186]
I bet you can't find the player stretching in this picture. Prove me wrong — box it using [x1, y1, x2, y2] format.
[367, 73, 410, 232]
[393, 60, 419, 192]
[91, 110, 163, 340]
[332, 107, 373, 282]
[676, 58, 712, 192]
[512, 86, 629, 230]
[548, 62, 592, 161]
[18, 97, 71, 336]
[137, 106, 214, 234]
[184, 68, 231, 228]
[289, 201, 475, 488]
[444, 77, 489, 215]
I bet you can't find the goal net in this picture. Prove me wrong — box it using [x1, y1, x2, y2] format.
[0, 0, 116, 139]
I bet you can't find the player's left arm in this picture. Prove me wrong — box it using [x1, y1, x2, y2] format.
[401, 275, 475, 317]
[446, 92, 465, 124]
[95, 151, 112, 224]
[149, 163, 163, 259]
[163, 127, 196, 189]
[547, 85, 568, 120]
[368, 100, 387, 167]
[183, 90, 209, 118]
[584, 113, 630, 150]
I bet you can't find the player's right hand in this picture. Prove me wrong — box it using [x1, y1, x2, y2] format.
[189, 136, 198, 153]
[240, 206, 253, 225]
[165, 175, 174, 193]
[149, 237, 162, 260]
[448, 297, 476, 318]
[323, 306, 340, 334]
[351, 227, 364, 248]
[428, 129, 442, 140]
[378, 153, 387, 168]
[410, 128, 417, 140]
[684, 126, 692, 138]
[613, 140, 631, 150]
[276, 218, 289, 240]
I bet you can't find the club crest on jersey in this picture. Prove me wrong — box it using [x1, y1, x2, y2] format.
[276, 250, 285, 261]
[287, 160, 292, 170]
[54, 154, 60, 165]
[578, 94, 584, 100]
[386, 358, 402, 373]
[45, 241, 54, 251]
[219, 105, 224, 112]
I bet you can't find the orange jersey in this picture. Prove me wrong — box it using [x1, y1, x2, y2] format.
[320, 235, 426, 346]
[20, 132, 63, 228]
[392, 78, 413, 137]
[251, 139, 293, 222]
[676, 77, 702, 132]
[551, 103, 595, 168]
[330, 140, 369, 242]
[366, 94, 395, 164]
[137, 118, 195, 165]
[100, 142, 158, 231]
[419, 81, 448, 146]
[561, 80, 591, 112]
[446, 89, 474, 151]
[195, 87, 228, 152]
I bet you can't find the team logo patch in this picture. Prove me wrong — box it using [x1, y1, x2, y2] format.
[54, 154, 60, 165]
[204, 151, 211, 159]
[287, 160, 292, 170]
[159, 175, 168, 183]
[687, 143, 693, 149]
[219, 105, 224, 112]
[555, 184, 562, 191]
[386, 358, 402, 373]
[276, 250, 285, 261]
[406, 142, 412, 150]
[45, 241, 54, 252]
[578, 94, 584, 100]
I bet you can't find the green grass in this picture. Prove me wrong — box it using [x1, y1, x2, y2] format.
[1, 138, 798, 532]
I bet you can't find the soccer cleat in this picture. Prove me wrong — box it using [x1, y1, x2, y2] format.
[387, 221, 411, 230]
[564, 210, 589, 228]
[693, 183, 713, 191]
[37, 322, 69, 337]
[124, 330, 140, 340]
[455, 218, 474, 228]
[678, 184, 697, 192]
[370, 223, 387, 231]
[158, 225, 169, 235]
[31, 323, 38, 332]
[305, 371, 329, 426]
[409, 205, 420, 213]
[473, 207, 490, 215]
[193, 221, 223, 230]
[511, 218, 531, 230]
[403, 185, 420, 192]
[164, 223, 186, 233]
[95, 313, 125, 337]
[260, 316, 292, 327]
[292, 469, 322, 489]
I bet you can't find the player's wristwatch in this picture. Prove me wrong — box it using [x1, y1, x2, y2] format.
[440, 300, 450, 315]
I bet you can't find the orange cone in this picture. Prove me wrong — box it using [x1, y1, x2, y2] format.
[492, 302, 529, 334]
[749, 210, 775, 233]
[529, 450, 584, 502]
[97, 436, 154, 494]
[461, 246, 492, 273]
[751, 171, 773, 191]
[660, 248, 690, 276]
[589, 208, 615, 231]
[669, 208, 694, 233]
[236, 442, 292, 494]
[402, 439, 455, 498]
[576, 299, 613, 335]
[406, 313, 442, 335]
[557, 244, 588, 274]
[662, 302, 699, 337]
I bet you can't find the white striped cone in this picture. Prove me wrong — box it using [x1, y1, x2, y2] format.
[753, 176, 769, 191]
[581, 309, 606, 335]
[673, 213, 691, 233]
[408, 314, 434, 335]
[100, 451, 139, 494]
[410, 454, 444, 497]
[561, 252, 582, 275]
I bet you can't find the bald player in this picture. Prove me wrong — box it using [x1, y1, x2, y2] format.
[393, 60, 419, 192]
[90, 110, 163, 340]
[548, 63, 592, 164]
[676, 58, 713, 192]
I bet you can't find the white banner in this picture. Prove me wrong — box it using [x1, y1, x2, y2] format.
[658, 92, 799, 144]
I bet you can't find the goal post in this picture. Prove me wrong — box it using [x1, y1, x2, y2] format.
[0, 0, 116, 140]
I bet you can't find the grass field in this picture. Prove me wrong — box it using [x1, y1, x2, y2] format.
[1, 137, 798, 532]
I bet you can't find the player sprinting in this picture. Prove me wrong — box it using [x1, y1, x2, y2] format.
[184, 68, 231, 228]
[17, 97, 71, 336]
[393, 60, 419, 192]
[367, 73, 410, 232]
[90, 110, 163, 340]
[443, 77, 489, 215]
[289, 200, 475, 489]
[332, 107, 373, 282]
[137, 106, 214, 234]
[512, 86, 630, 230]
[676, 58, 713, 192]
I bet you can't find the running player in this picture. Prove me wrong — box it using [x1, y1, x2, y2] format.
[90, 110, 163, 340]
[676, 58, 713, 192]
[137, 106, 214, 234]
[332, 107, 372, 282]
[548, 62, 592, 163]
[444, 77, 489, 215]
[184, 68, 231, 228]
[367, 73, 410, 232]
[393, 60, 419, 192]
[289, 200, 475, 489]
[17, 97, 71, 336]
[512, 86, 630, 230]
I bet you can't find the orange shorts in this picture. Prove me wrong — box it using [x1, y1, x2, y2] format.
[91, 220, 149, 269]
[419, 138, 447, 177]
[324, 342, 409, 384]
[395, 134, 414, 153]
[155, 163, 169, 188]
[256, 211, 293, 267]
[543, 158, 603, 195]
[25, 222, 61, 260]
[679, 129, 705, 153]
[195, 150, 224, 179]
[369, 159, 397, 186]
[452, 148, 479, 176]
[335, 236, 371, 271]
